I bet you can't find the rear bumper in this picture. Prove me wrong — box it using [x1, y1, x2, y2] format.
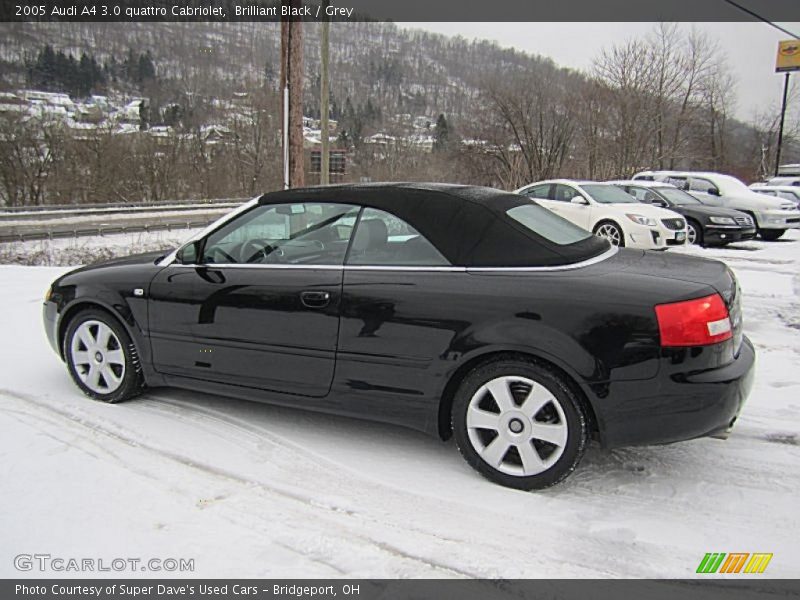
[592, 336, 756, 448]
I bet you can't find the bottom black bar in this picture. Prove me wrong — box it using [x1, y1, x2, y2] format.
[3, 580, 800, 600]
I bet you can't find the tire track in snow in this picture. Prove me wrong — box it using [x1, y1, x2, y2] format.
[0, 387, 490, 579]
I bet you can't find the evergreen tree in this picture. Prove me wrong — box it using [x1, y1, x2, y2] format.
[433, 113, 451, 152]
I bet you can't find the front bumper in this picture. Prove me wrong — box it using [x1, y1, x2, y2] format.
[704, 225, 757, 245]
[43, 300, 60, 356]
[627, 224, 686, 250]
[592, 336, 756, 448]
[757, 210, 800, 229]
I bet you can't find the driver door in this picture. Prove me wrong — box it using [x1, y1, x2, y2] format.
[551, 184, 592, 230]
[148, 201, 359, 398]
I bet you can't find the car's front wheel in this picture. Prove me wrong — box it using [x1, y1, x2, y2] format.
[760, 228, 786, 241]
[593, 221, 625, 247]
[452, 358, 588, 490]
[687, 219, 703, 246]
[64, 309, 143, 403]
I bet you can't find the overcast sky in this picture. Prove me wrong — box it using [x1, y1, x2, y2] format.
[399, 22, 800, 123]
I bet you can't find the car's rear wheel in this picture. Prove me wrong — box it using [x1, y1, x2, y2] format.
[452, 359, 588, 490]
[64, 309, 143, 403]
[686, 219, 703, 246]
[593, 221, 625, 247]
[760, 229, 786, 241]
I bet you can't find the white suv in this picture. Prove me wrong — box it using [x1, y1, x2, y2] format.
[633, 170, 800, 241]
[749, 184, 800, 209]
[515, 180, 687, 250]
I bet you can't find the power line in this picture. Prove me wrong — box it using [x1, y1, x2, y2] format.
[722, 0, 800, 39]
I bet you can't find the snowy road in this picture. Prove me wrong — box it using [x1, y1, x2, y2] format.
[1, 233, 799, 578]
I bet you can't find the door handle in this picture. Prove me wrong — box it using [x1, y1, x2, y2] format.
[300, 290, 331, 309]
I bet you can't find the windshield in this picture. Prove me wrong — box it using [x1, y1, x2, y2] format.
[507, 204, 595, 245]
[581, 184, 639, 204]
[656, 187, 702, 206]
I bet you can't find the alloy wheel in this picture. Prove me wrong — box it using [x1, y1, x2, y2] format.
[466, 375, 568, 477]
[595, 223, 622, 246]
[70, 319, 126, 394]
[687, 222, 698, 244]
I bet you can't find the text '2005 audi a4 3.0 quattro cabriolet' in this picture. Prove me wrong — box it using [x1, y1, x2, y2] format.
[43, 183, 755, 490]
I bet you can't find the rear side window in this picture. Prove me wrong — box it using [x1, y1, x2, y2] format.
[347, 208, 450, 266]
[506, 204, 594, 245]
[521, 184, 553, 200]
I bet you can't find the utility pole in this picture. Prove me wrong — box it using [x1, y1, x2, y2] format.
[774, 72, 790, 177]
[319, 0, 330, 185]
[280, 0, 304, 189]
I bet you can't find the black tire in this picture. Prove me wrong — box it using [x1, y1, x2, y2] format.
[63, 308, 144, 403]
[686, 219, 704, 246]
[760, 229, 786, 241]
[451, 358, 588, 490]
[592, 220, 625, 247]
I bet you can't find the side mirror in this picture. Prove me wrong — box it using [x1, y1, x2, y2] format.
[707, 187, 720, 196]
[570, 196, 588, 205]
[176, 240, 201, 264]
[652, 198, 668, 208]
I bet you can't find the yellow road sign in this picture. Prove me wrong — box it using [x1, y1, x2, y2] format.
[776, 40, 800, 73]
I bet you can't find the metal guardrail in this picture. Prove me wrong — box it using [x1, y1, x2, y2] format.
[0, 219, 214, 244]
[0, 197, 248, 213]
[0, 199, 246, 222]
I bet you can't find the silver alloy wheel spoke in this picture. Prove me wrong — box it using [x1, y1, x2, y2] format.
[688, 224, 697, 244]
[106, 349, 125, 365]
[517, 440, 545, 473]
[96, 323, 113, 350]
[467, 406, 502, 431]
[72, 350, 91, 366]
[530, 422, 568, 446]
[466, 375, 569, 477]
[481, 436, 511, 467]
[519, 384, 552, 419]
[70, 319, 126, 395]
[485, 379, 515, 412]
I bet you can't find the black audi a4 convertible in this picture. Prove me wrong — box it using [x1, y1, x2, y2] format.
[43, 183, 755, 489]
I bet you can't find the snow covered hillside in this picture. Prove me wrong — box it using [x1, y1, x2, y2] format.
[1, 233, 798, 578]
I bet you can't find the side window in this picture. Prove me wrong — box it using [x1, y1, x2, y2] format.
[625, 186, 649, 201]
[665, 176, 688, 190]
[347, 208, 449, 266]
[688, 177, 718, 195]
[522, 184, 553, 200]
[552, 184, 580, 202]
[201, 202, 359, 265]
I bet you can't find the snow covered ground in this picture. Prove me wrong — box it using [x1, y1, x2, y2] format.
[1, 232, 798, 579]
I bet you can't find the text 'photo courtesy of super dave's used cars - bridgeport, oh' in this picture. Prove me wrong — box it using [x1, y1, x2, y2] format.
[42, 183, 754, 490]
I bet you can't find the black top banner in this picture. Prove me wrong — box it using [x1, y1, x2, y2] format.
[2, 0, 800, 22]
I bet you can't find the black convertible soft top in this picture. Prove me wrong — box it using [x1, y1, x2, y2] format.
[259, 182, 609, 267]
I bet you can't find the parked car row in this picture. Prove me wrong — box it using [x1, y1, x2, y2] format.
[515, 170, 800, 249]
[633, 171, 800, 241]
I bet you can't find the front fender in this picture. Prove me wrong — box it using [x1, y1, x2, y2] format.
[50, 265, 160, 369]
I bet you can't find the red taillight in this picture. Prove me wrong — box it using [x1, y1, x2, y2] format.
[655, 293, 732, 347]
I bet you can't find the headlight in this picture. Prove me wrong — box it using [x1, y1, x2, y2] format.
[626, 214, 657, 227]
[709, 216, 736, 225]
